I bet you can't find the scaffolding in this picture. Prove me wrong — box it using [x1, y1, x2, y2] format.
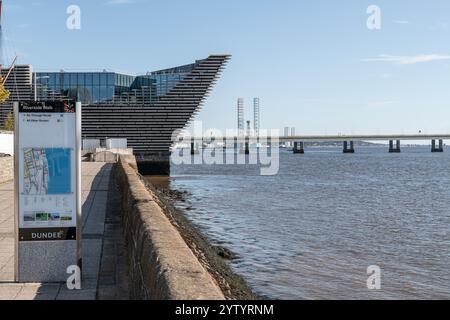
[237, 98, 244, 136]
[253, 97, 260, 137]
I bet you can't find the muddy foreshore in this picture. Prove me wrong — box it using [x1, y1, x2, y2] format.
[138, 174, 258, 300]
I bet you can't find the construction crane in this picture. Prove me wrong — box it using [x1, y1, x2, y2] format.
[0, 0, 18, 85]
[0, 0, 3, 31]
[1, 55, 17, 85]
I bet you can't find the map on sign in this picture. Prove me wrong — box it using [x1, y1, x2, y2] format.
[23, 148, 72, 195]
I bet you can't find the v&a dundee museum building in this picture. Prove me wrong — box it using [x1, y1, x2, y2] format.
[0, 54, 231, 174]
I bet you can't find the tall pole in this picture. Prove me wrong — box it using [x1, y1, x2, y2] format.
[237, 98, 244, 136]
[0, 1, 3, 29]
[0, 0, 3, 68]
[34, 74, 37, 101]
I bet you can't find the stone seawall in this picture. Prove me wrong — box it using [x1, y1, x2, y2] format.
[0, 157, 13, 184]
[115, 156, 225, 300]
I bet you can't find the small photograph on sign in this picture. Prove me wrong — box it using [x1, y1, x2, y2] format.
[61, 215, 73, 222]
[35, 212, 49, 222]
[23, 148, 72, 195]
[49, 213, 61, 221]
[23, 213, 35, 222]
[22, 211, 73, 227]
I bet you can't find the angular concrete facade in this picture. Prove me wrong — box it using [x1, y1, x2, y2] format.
[81, 55, 230, 174]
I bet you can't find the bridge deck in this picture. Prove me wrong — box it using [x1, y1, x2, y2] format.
[183, 134, 450, 142]
[278, 134, 450, 142]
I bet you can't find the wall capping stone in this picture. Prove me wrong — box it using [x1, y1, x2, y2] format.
[116, 156, 225, 300]
[0, 157, 13, 184]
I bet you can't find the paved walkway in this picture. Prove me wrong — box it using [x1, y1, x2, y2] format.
[0, 163, 129, 300]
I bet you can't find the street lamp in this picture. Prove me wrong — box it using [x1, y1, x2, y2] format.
[34, 75, 49, 101]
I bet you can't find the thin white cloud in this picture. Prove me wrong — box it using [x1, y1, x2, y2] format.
[393, 20, 410, 25]
[367, 100, 401, 107]
[369, 73, 393, 79]
[380, 73, 392, 79]
[429, 22, 449, 30]
[4, 4, 22, 11]
[362, 54, 450, 65]
[105, 0, 145, 5]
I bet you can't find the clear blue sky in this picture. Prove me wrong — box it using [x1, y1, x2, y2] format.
[3, 0, 450, 135]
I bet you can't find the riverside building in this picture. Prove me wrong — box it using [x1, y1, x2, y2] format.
[0, 55, 231, 174]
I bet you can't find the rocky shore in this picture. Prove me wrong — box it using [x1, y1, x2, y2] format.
[139, 175, 258, 300]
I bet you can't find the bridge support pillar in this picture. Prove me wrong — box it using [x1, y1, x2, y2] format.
[389, 140, 401, 153]
[343, 141, 355, 154]
[432, 139, 444, 152]
[190, 139, 200, 155]
[245, 138, 250, 155]
[293, 141, 305, 154]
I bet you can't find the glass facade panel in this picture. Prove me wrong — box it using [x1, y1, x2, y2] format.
[63, 73, 70, 89]
[107, 86, 114, 99]
[35, 65, 192, 104]
[70, 73, 77, 84]
[39, 73, 49, 85]
[85, 73, 93, 86]
[92, 86, 100, 102]
[99, 86, 107, 101]
[47, 74, 54, 86]
[107, 73, 115, 86]
[93, 73, 100, 85]
[100, 73, 107, 86]
[77, 73, 85, 86]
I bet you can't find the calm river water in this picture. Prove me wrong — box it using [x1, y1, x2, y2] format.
[150, 146, 450, 299]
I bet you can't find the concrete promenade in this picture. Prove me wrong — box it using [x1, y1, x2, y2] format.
[0, 163, 129, 300]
